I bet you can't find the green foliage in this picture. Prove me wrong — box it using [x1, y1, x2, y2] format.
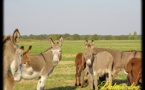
[21, 32, 141, 40]
[133, 31, 138, 40]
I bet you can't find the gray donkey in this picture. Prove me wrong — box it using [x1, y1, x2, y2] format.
[82, 40, 114, 90]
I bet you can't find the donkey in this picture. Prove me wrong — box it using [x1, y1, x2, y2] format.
[92, 46, 142, 79]
[4, 46, 24, 90]
[3, 28, 20, 77]
[75, 53, 93, 89]
[75, 53, 84, 86]
[125, 58, 142, 86]
[82, 40, 113, 90]
[12, 36, 63, 90]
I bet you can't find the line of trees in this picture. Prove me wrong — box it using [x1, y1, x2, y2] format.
[21, 31, 141, 40]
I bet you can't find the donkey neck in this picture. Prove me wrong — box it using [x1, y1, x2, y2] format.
[4, 41, 17, 53]
[40, 47, 53, 62]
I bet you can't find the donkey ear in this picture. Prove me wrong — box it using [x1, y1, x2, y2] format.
[29, 45, 32, 50]
[12, 28, 20, 44]
[85, 40, 88, 48]
[20, 46, 24, 50]
[49, 38, 55, 47]
[26, 45, 32, 53]
[58, 35, 63, 46]
[91, 40, 94, 49]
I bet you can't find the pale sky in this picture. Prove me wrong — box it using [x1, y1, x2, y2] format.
[4, 0, 141, 35]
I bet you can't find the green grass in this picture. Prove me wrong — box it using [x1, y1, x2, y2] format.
[18, 39, 141, 61]
[13, 40, 141, 90]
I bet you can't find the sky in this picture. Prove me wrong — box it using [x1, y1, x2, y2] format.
[4, 0, 141, 35]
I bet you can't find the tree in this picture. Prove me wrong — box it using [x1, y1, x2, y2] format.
[128, 33, 132, 40]
[63, 33, 70, 40]
[133, 31, 138, 40]
[91, 34, 99, 40]
[84, 35, 89, 40]
[72, 34, 80, 40]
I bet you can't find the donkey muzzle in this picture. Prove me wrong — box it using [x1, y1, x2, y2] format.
[86, 59, 91, 66]
[52, 60, 59, 65]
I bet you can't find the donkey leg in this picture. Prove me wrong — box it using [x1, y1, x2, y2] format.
[39, 76, 47, 90]
[107, 71, 112, 86]
[112, 69, 120, 80]
[75, 65, 79, 86]
[37, 78, 41, 90]
[94, 74, 98, 90]
[75, 73, 78, 86]
[88, 73, 94, 90]
[81, 70, 85, 88]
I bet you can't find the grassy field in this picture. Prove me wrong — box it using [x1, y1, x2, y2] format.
[14, 39, 141, 90]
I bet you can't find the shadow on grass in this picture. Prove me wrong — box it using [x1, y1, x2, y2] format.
[112, 79, 127, 85]
[45, 79, 89, 90]
[46, 86, 77, 90]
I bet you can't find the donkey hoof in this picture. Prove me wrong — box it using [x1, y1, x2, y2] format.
[79, 83, 81, 86]
[81, 85, 84, 88]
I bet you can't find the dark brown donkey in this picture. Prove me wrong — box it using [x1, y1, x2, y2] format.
[125, 58, 142, 86]
[75, 53, 83, 86]
[11, 36, 63, 90]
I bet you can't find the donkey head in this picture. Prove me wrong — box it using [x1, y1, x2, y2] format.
[49, 35, 63, 65]
[21, 45, 34, 75]
[15, 46, 24, 60]
[22, 45, 32, 64]
[10, 46, 24, 81]
[83, 40, 95, 66]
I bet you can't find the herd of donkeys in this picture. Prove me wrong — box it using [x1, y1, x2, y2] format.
[3, 29, 142, 90]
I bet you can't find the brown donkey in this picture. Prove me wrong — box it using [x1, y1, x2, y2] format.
[11, 36, 63, 90]
[75, 52, 94, 90]
[3, 29, 20, 77]
[75, 53, 83, 86]
[75, 53, 87, 87]
[125, 58, 142, 86]
[4, 46, 24, 90]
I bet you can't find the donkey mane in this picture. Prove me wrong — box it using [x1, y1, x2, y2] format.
[3, 35, 11, 44]
[23, 51, 29, 55]
[123, 50, 141, 52]
[42, 47, 52, 53]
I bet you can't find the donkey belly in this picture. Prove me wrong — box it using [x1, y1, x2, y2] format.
[22, 71, 41, 79]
